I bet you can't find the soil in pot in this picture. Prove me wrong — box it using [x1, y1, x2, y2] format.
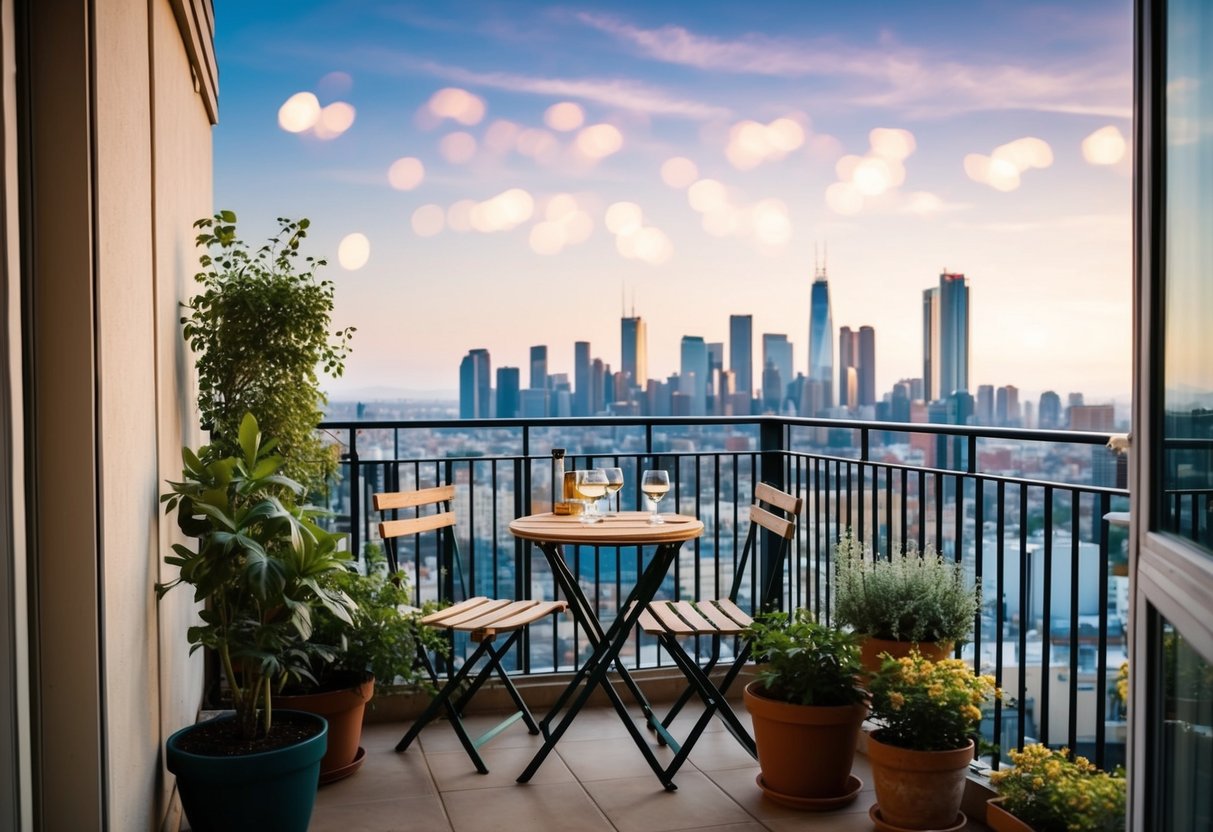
[174, 710, 323, 757]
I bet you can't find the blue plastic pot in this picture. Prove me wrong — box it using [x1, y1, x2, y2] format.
[166, 710, 327, 832]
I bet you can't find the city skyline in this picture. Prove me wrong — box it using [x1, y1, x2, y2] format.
[215, 1, 1133, 401]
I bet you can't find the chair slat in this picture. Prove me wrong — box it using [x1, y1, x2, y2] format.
[430, 598, 514, 628]
[671, 601, 717, 633]
[373, 484, 457, 511]
[749, 505, 795, 540]
[754, 482, 802, 515]
[471, 601, 568, 640]
[379, 512, 456, 540]
[698, 599, 752, 630]
[647, 601, 697, 634]
[454, 599, 540, 632]
[420, 596, 492, 627]
[636, 605, 664, 635]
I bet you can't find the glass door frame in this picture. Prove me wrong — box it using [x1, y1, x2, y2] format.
[1132, 0, 1213, 826]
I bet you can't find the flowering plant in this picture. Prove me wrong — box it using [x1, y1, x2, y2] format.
[833, 533, 979, 644]
[868, 650, 998, 751]
[991, 744, 1126, 832]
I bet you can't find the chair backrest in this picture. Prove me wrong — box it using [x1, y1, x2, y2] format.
[727, 482, 803, 612]
[373, 485, 463, 597]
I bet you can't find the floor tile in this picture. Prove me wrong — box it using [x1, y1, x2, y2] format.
[442, 782, 616, 832]
[309, 794, 452, 832]
[683, 728, 760, 772]
[581, 770, 753, 832]
[318, 742, 438, 806]
[557, 734, 687, 782]
[410, 713, 547, 754]
[427, 743, 575, 791]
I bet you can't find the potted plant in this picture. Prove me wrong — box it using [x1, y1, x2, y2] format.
[183, 211, 354, 498]
[742, 609, 869, 809]
[833, 532, 980, 672]
[157, 414, 356, 832]
[986, 744, 1126, 832]
[866, 650, 999, 830]
[274, 544, 449, 783]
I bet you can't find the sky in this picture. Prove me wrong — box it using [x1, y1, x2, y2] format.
[213, 0, 1134, 404]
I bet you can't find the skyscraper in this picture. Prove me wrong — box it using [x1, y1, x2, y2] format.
[809, 264, 834, 411]
[922, 286, 940, 401]
[707, 341, 724, 402]
[762, 333, 794, 413]
[939, 272, 970, 398]
[459, 348, 491, 419]
[976, 384, 995, 425]
[729, 314, 753, 396]
[495, 366, 520, 419]
[680, 335, 708, 416]
[838, 326, 856, 408]
[621, 315, 647, 392]
[573, 341, 591, 417]
[858, 325, 876, 406]
[996, 384, 1020, 427]
[529, 345, 547, 390]
[1039, 390, 1062, 429]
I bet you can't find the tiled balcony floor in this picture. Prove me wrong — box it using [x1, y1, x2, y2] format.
[310, 702, 990, 832]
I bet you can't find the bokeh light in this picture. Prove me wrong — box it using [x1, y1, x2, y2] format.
[544, 102, 585, 132]
[411, 204, 445, 237]
[825, 181, 863, 215]
[447, 200, 475, 232]
[387, 157, 425, 191]
[427, 87, 485, 126]
[965, 136, 1051, 191]
[660, 157, 699, 188]
[752, 199, 792, 246]
[605, 201, 643, 235]
[277, 92, 321, 133]
[869, 127, 916, 160]
[687, 179, 728, 213]
[313, 102, 355, 140]
[575, 123, 623, 159]
[516, 128, 559, 162]
[1082, 125, 1127, 165]
[439, 131, 477, 164]
[337, 233, 370, 270]
[483, 119, 519, 155]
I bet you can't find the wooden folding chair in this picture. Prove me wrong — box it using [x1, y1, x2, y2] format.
[636, 482, 802, 779]
[375, 485, 567, 773]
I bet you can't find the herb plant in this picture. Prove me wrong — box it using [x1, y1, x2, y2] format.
[183, 212, 354, 496]
[746, 609, 867, 707]
[833, 532, 979, 644]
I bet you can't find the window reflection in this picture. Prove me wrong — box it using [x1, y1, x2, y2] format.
[1158, 620, 1213, 830]
[1161, 0, 1213, 554]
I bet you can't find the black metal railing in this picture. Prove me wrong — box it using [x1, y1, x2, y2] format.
[318, 415, 1130, 767]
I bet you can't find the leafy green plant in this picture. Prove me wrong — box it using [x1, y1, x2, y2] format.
[868, 649, 998, 751]
[183, 211, 354, 496]
[307, 544, 449, 691]
[991, 744, 1126, 832]
[156, 413, 356, 740]
[833, 532, 979, 644]
[746, 609, 866, 707]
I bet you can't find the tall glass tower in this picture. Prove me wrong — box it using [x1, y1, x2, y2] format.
[808, 263, 834, 411]
[939, 272, 970, 399]
[621, 315, 646, 391]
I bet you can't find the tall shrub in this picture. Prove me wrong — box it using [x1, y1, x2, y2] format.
[183, 211, 354, 495]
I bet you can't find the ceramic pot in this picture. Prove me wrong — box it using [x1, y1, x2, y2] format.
[986, 797, 1036, 832]
[867, 728, 973, 830]
[275, 672, 374, 783]
[166, 710, 327, 832]
[743, 681, 868, 800]
[859, 637, 954, 675]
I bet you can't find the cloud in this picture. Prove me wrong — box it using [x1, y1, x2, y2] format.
[576, 13, 1130, 120]
[414, 58, 731, 120]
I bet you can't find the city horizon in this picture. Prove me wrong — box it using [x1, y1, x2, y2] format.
[215, 1, 1134, 402]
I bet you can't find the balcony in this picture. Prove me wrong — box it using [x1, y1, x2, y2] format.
[318, 413, 1130, 773]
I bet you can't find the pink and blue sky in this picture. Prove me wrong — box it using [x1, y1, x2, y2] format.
[214, 0, 1133, 403]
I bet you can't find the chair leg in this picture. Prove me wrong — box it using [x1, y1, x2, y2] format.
[655, 635, 722, 741]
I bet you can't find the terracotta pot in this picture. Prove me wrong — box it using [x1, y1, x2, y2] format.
[743, 681, 868, 799]
[986, 797, 1036, 832]
[275, 673, 374, 782]
[860, 636, 954, 675]
[867, 729, 973, 830]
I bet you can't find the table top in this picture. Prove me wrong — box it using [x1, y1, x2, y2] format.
[509, 511, 704, 545]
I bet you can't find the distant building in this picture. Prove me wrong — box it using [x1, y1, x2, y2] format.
[1039, 390, 1062, 429]
[459, 348, 491, 419]
[838, 326, 856, 408]
[858, 325, 876, 406]
[573, 341, 591, 417]
[590, 358, 606, 415]
[621, 315, 647, 392]
[761, 361, 783, 413]
[1069, 404, 1115, 432]
[529, 345, 547, 390]
[890, 381, 912, 423]
[976, 384, 995, 425]
[518, 387, 548, 419]
[996, 385, 1021, 427]
[729, 314, 753, 396]
[762, 334, 794, 412]
[495, 366, 520, 418]
[923, 272, 970, 400]
[680, 336, 708, 416]
[809, 263, 834, 410]
[923, 286, 940, 401]
[707, 341, 724, 407]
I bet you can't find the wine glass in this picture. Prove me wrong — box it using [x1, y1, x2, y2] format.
[601, 467, 624, 516]
[574, 469, 608, 524]
[640, 470, 670, 525]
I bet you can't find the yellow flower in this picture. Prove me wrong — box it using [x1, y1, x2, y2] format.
[889, 692, 905, 710]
